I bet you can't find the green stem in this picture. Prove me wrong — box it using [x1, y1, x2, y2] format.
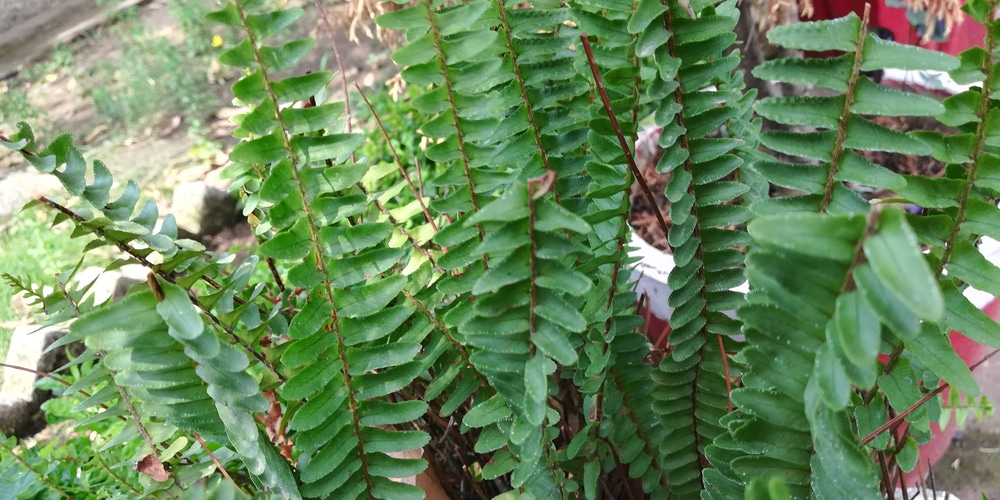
[37, 196, 284, 383]
[422, 0, 485, 243]
[0, 438, 74, 499]
[93, 447, 143, 497]
[935, 3, 998, 276]
[234, 2, 374, 494]
[820, 4, 871, 213]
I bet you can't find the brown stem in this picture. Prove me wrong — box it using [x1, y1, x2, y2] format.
[266, 257, 285, 292]
[717, 334, 733, 413]
[0, 362, 90, 399]
[354, 82, 438, 232]
[314, 0, 353, 135]
[55, 279, 81, 316]
[656, 2, 715, 480]
[862, 347, 1000, 445]
[579, 34, 669, 239]
[402, 290, 477, 372]
[527, 175, 543, 336]
[876, 450, 895, 498]
[357, 183, 445, 273]
[416, 156, 425, 199]
[495, 0, 558, 200]
[420, 0, 485, 256]
[193, 432, 246, 496]
[898, 460, 909, 500]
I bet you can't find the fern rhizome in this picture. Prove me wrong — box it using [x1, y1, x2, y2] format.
[4, 0, 1000, 498]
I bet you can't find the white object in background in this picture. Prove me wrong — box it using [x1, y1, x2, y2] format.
[881, 69, 973, 95]
[894, 488, 960, 500]
[629, 230, 676, 322]
[965, 236, 1000, 308]
[627, 230, 749, 324]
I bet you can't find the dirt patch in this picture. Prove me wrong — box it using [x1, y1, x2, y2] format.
[860, 115, 952, 179]
[934, 426, 1000, 498]
[630, 165, 671, 251]
[934, 356, 1000, 498]
[1, 0, 393, 180]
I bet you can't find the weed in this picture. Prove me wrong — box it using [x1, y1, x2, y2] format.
[0, 82, 44, 130]
[0, 209, 98, 372]
[18, 43, 74, 84]
[86, 1, 223, 133]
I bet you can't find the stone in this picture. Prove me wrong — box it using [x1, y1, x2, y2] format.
[7, 286, 53, 318]
[0, 170, 64, 218]
[203, 166, 232, 191]
[0, 325, 82, 438]
[170, 180, 241, 237]
[74, 264, 147, 305]
[9, 290, 31, 316]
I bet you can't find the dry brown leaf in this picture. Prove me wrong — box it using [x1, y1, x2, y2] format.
[387, 448, 449, 500]
[897, 0, 964, 42]
[83, 124, 108, 144]
[256, 389, 294, 462]
[136, 454, 170, 482]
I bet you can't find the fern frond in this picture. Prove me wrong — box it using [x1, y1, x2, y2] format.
[624, 1, 754, 495]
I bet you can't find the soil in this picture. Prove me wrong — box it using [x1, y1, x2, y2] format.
[861, 115, 952, 179]
[630, 160, 671, 251]
[0, 0, 392, 243]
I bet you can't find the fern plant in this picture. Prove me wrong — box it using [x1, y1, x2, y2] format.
[4, 0, 1000, 498]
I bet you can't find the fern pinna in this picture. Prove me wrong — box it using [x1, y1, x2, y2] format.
[714, 2, 1000, 499]
[8, 0, 1000, 498]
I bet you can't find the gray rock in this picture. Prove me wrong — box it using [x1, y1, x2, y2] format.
[75, 264, 147, 305]
[0, 171, 64, 218]
[171, 180, 241, 238]
[0, 325, 82, 438]
[0, 267, 146, 437]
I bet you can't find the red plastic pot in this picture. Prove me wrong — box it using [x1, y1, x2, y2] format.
[805, 1, 984, 96]
[806, 0, 983, 56]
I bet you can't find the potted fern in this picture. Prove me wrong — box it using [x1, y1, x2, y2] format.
[5, 0, 1000, 497]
